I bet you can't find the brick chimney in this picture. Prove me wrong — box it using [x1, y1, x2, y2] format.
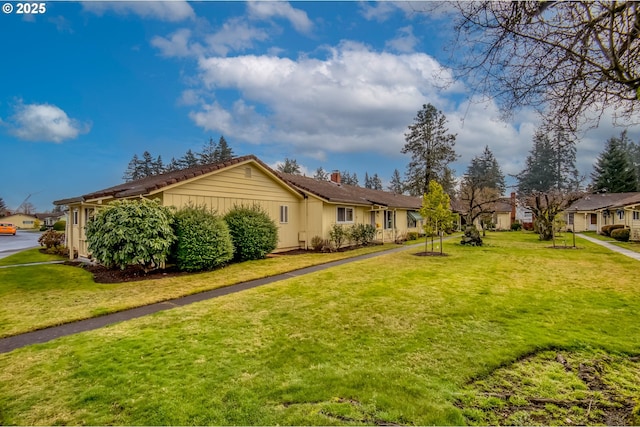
[330, 170, 341, 184]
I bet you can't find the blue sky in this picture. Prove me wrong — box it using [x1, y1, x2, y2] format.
[1, 1, 639, 212]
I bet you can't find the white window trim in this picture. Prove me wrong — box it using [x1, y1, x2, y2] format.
[73, 209, 79, 225]
[633, 211, 640, 221]
[280, 205, 289, 224]
[384, 210, 395, 230]
[336, 206, 354, 224]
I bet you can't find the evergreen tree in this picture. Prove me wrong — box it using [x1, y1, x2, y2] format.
[199, 137, 218, 164]
[388, 169, 404, 194]
[313, 167, 329, 181]
[364, 172, 372, 189]
[371, 173, 383, 190]
[278, 158, 302, 174]
[402, 103, 458, 196]
[153, 155, 165, 175]
[178, 149, 200, 169]
[140, 151, 155, 178]
[214, 136, 234, 161]
[460, 146, 506, 233]
[517, 130, 580, 195]
[165, 157, 181, 172]
[123, 154, 143, 182]
[0, 197, 6, 215]
[591, 130, 639, 193]
[341, 171, 359, 186]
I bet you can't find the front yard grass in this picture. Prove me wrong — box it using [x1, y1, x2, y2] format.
[0, 232, 639, 425]
[0, 243, 403, 338]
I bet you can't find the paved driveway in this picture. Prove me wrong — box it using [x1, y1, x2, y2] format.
[0, 230, 42, 259]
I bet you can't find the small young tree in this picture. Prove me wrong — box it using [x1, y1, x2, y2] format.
[224, 204, 278, 261]
[172, 204, 234, 271]
[420, 180, 455, 254]
[85, 199, 175, 271]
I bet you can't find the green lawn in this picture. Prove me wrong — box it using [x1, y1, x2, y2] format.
[0, 243, 404, 338]
[0, 232, 639, 425]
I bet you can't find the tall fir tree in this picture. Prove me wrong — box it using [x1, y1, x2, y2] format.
[402, 103, 458, 196]
[278, 158, 302, 174]
[178, 149, 200, 169]
[123, 154, 143, 182]
[370, 173, 383, 190]
[591, 130, 639, 193]
[214, 136, 234, 161]
[199, 137, 218, 164]
[388, 169, 404, 194]
[364, 172, 372, 189]
[313, 167, 329, 181]
[341, 171, 359, 186]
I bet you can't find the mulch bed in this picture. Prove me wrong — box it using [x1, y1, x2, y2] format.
[412, 251, 449, 257]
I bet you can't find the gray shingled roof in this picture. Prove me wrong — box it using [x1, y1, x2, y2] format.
[566, 192, 640, 211]
[279, 173, 422, 209]
[54, 155, 273, 205]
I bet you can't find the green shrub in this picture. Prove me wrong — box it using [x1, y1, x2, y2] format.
[38, 229, 65, 249]
[611, 228, 630, 242]
[602, 224, 624, 236]
[328, 224, 348, 250]
[511, 222, 522, 231]
[172, 205, 233, 272]
[349, 223, 377, 246]
[85, 199, 176, 271]
[52, 220, 66, 231]
[406, 231, 419, 241]
[310, 235, 325, 251]
[224, 204, 278, 261]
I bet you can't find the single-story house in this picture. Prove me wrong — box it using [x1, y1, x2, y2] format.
[54, 155, 425, 260]
[0, 213, 39, 229]
[564, 192, 640, 235]
[450, 193, 523, 231]
[35, 212, 67, 228]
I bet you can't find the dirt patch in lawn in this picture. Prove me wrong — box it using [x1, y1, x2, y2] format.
[413, 251, 449, 257]
[456, 349, 640, 426]
[66, 261, 190, 284]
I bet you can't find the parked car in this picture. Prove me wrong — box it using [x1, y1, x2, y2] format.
[0, 223, 17, 235]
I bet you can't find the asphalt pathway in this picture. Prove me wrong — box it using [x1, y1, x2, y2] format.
[0, 241, 433, 354]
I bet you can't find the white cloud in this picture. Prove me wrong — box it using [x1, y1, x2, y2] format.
[188, 41, 459, 158]
[247, 1, 313, 34]
[151, 29, 203, 58]
[7, 102, 91, 143]
[386, 25, 419, 53]
[205, 17, 270, 56]
[82, 1, 194, 22]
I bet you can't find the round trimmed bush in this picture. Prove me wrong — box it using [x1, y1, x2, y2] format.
[172, 205, 233, 271]
[611, 228, 630, 242]
[85, 199, 175, 271]
[224, 204, 278, 261]
[53, 220, 66, 231]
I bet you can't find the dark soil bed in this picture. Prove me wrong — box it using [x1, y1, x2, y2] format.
[413, 251, 449, 257]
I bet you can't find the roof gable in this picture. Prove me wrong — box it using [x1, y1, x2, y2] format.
[54, 155, 302, 205]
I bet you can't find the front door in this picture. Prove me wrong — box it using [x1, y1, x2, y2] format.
[589, 213, 598, 231]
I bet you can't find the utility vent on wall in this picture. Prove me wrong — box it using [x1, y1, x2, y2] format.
[245, 167, 252, 178]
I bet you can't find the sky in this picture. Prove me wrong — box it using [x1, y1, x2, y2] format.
[1, 0, 639, 212]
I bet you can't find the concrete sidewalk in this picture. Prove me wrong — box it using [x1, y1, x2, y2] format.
[576, 233, 640, 261]
[0, 241, 439, 354]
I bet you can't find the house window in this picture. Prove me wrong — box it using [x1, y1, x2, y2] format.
[73, 209, 79, 225]
[618, 210, 625, 220]
[633, 211, 640, 221]
[337, 207, 354, 223]
[280, 205, 289, 224]
[568, 213, 574, 225]
[370, 211, 376, 226]
[407, 211, 422, 228]
[384, 210, 395, 229]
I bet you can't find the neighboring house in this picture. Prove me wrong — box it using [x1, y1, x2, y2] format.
[54, 155, 424, 260]
[450, 193, 520, 231]
[564, 192, 640, 234]
[35, 212, 66, 228]
[0, 213, 39, 229]
[279, 171, 423, 244]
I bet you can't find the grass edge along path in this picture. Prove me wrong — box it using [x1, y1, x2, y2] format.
[0, 240, 444, 353]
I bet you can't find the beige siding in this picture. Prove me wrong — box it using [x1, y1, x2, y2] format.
[162, 164, 302, 251]
[2, 214, 39, 229]
[494, 212, 511, 230]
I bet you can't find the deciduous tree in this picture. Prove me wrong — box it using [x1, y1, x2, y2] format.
[420, 180, 455, 254]
[449, 1, 640, 131]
